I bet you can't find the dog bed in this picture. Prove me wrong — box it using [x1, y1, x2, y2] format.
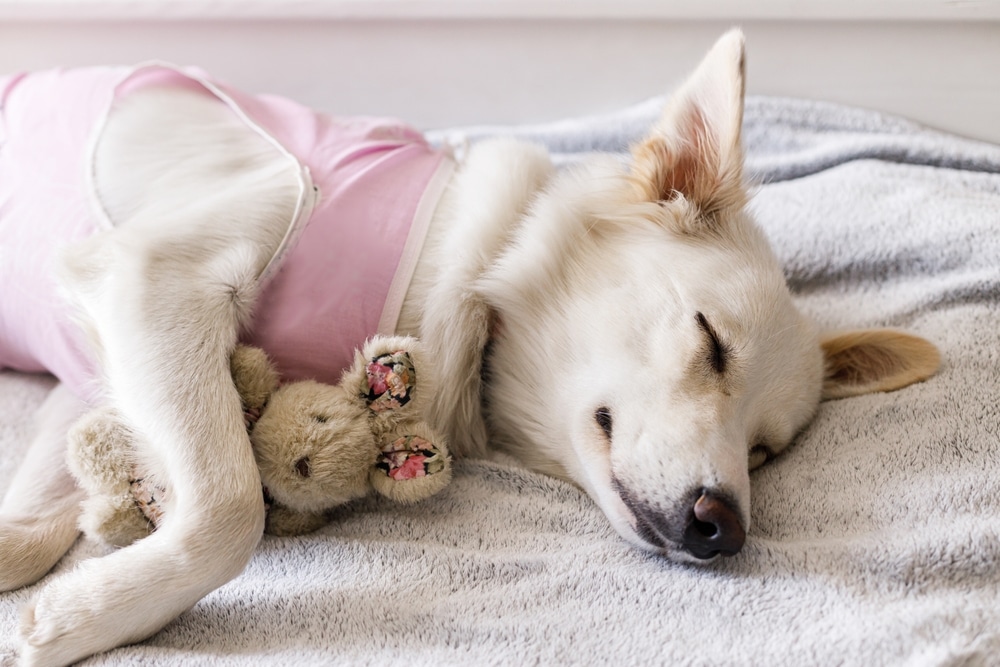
[1, 94, 998, 665]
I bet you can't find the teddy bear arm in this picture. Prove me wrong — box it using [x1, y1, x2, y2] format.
[264, 505, 329, 537]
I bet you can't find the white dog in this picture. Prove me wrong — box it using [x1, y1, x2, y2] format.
[0, 30, 939, 666]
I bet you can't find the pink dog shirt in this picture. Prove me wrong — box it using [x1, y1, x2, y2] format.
[0, 65, 454, 401]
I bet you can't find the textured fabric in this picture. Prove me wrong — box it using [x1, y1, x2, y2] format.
[0, 68, 123, 399]
[2, 95, 1000, 665]
[227, 78, 453, 386]
[0, 66, 451, 399]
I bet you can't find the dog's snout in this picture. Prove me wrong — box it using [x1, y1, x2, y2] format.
[681, 490, 745, 559]
[614, 479, 746, 558]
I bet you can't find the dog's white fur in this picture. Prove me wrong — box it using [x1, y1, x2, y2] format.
[0, 31, 939, 666]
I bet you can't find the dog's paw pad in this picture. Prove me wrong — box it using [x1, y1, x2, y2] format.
[376, 435, 446, 480]
[364, 350, 416, 412]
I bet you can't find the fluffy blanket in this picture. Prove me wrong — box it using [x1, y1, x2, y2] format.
[2, 95, 999, 665]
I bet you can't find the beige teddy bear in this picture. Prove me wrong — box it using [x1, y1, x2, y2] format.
[67, 336, 451, 544]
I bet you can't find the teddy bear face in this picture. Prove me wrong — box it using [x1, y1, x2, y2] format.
[250, 380, 376, 514]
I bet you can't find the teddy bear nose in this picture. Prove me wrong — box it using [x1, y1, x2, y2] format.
[295, 456, 311, 478]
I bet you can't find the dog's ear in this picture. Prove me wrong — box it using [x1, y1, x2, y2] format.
[630, 29, 746, 220]
[820, 330, 941, 400]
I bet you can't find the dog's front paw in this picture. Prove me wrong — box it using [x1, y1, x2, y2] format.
[17, 556, 156, 667]
[18, 578, 103, 667]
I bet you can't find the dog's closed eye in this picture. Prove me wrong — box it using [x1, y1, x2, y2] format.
[696, 312, 727, 374]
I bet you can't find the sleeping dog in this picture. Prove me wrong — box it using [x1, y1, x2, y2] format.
[0, 30, 938, 665]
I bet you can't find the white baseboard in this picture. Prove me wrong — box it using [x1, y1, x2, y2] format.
[1, 2, 998, 142]
[2, 0, 998, 21]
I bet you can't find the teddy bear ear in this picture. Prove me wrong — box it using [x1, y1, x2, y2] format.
[230, 345, 280, 408]
[370, 428, 452, 504]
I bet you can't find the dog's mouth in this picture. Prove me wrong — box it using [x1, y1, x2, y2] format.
[611, 477, 682, 552]
[627, 504, 674, 552]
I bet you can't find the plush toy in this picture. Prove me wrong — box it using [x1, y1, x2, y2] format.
[66, 336, 451, 544]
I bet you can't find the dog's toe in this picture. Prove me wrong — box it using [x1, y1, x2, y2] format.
[18, 566, 135, 667]
[19, 586, 92, 667]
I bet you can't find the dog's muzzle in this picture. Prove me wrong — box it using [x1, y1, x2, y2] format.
[616, 482, 746, 560]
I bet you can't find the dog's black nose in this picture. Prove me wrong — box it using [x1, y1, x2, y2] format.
[681, 490, 746, 559]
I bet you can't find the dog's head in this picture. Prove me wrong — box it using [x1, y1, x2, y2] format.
[478, 30, 939, 562]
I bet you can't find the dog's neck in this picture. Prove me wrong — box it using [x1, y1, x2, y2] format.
[394, 141, 557, 461]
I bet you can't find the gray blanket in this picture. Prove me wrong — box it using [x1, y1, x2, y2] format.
[2, 95, 999, 666]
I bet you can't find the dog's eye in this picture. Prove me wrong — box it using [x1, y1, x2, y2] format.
[695, 312, 727, 374]
[595, 407, 613, 438]
[313, 415, 328, 424]
[295, 456, 311, 478]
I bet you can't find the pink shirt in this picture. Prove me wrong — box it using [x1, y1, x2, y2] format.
[0, 65, 453, 400]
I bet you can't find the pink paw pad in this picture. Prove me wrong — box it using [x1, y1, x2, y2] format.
[376, 435, 446, 481]
[364, 349, 416, 413]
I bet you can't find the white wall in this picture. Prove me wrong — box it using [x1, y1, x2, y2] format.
[1, 1, 998, 142]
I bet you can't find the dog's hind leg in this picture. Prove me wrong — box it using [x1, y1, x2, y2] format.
[0, 384, 86, 592]
[18, 86, 300, 667]
[19, 228, 270, 667]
